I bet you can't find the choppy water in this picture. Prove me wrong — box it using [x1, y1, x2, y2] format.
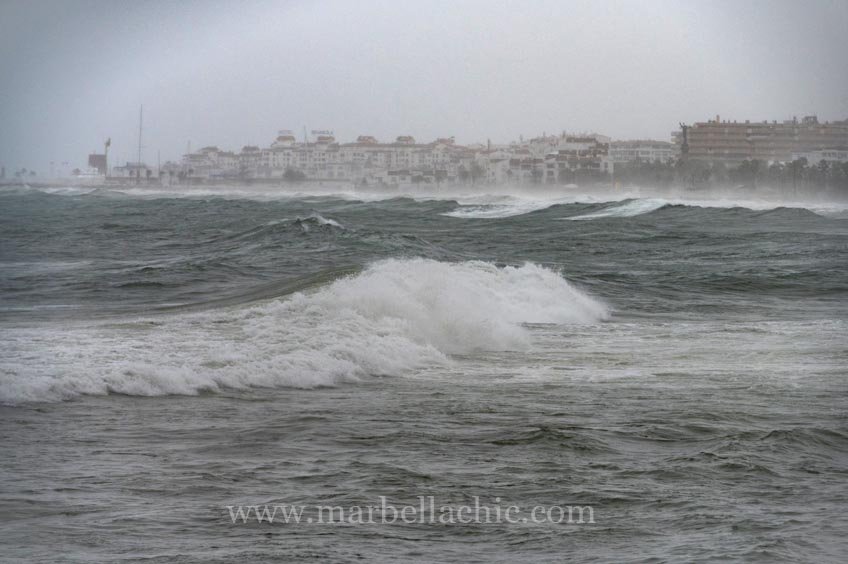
[1, 184, 847, 562]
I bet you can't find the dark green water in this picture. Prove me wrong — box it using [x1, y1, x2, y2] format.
[1, 184, 846, 562]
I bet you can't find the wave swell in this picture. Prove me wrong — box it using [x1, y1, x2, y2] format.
[0, 259, 607, 403]
[294, 213, 344, 232]
[563, 199, 670, 220]
[442, 195, 577, 219]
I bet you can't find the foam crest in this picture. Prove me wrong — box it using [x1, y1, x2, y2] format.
[294, 213, 344, 231]
[564, 198, 669, 220]
[441, 194, 586, 218]
[0, 259, 607, 403]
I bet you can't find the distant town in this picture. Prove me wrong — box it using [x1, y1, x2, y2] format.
[3, 115, 848, 191]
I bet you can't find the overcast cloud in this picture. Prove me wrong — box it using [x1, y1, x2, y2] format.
[1, 0, 846, 172]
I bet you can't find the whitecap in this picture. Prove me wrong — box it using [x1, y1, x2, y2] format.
[0, 259, 608, 403]
[563, 198, 669, 220]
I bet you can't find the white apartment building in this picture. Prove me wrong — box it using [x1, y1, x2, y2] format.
[609, 141, 676, 164]
[178, 131, 618, 186]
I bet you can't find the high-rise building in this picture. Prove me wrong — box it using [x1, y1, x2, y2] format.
[674, 115, 848, 163]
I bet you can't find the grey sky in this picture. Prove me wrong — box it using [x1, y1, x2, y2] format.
[1, 0, 846, 172]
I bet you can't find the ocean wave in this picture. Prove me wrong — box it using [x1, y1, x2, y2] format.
[441, 194, 584, 219]
[400, 191, 848, 219]
[294, 213, 344, 231]
[5, 183, 846, 218]
[8, 183, 844, 224]
[0, 259, 608, 403]
[563, 199, 670, 220]
[212, 213, 344, 244]
[750, 207, 825, 219]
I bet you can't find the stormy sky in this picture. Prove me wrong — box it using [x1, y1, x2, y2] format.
[1, 0, 846, 173]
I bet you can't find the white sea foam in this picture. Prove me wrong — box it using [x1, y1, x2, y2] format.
[0, 259, 608, 403]
[441, 194, 590, 219]
[563, 198, 670, 220]
[295, 213, 344, 230]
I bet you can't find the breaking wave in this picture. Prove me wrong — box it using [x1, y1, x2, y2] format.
[441, 195, 582, 219]
[4, 184, 846, 218]
[0, 258, 608, 403]
[563, 198, 670, 220]
[294, 213, 344, 231]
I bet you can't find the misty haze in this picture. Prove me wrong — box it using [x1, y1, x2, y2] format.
[1, 1, 847, 562]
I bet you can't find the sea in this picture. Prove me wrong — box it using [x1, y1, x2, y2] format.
[1, 183, 846, 562]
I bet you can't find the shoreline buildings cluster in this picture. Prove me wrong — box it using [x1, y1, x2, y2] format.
[69, 115, 848, 186]
[150, 132, 626, 186]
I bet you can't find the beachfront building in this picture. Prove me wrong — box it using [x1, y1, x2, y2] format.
[543, 136, 614, 183]
[610, 140, 676, 164]
[508, 155, 546, 184]
[176, 130, 619, 186]
[675, 115, 848, 163]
